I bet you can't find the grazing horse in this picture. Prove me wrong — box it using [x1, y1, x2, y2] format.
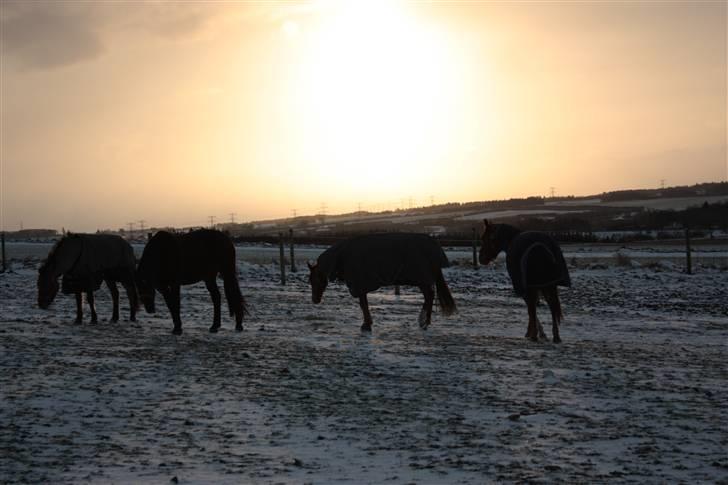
[308, 233, 456, 331]
[479, 220, 571, 342]
[136, 229, 248, 335]
[37, 234, 138, 324]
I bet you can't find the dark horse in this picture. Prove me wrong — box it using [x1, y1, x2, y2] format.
[136, 229, 248, 335]
[37, 234, 138, 323]
[308, 233, 456, 331]
[479, 220, 571, 342]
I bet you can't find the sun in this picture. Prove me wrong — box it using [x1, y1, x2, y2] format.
[290, 1, 464, 196]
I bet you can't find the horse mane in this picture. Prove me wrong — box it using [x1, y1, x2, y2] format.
[317, 241, 345, 279]
[39, 233, 84, 272]
[39, 235, 69, 271]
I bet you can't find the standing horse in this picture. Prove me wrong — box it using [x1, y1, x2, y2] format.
[136, 229, 248, 335]
[479, 219, 571, 343]
[308, 233, 456, 331]
[37, 234, 138, 324]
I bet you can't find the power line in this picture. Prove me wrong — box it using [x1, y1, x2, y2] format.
[138, 220, 146, 233]
[229, 213, 236, 224]
[549, 187, 555, 198]
[208, 215, 216, 228]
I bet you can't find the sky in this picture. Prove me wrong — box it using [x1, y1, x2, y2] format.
[1, 0, 726, 231]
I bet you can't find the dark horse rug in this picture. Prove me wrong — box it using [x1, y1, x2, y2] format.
[318, 233, 451, 297]
[60, 234, 136, 294]
[505, 231, 571, 297]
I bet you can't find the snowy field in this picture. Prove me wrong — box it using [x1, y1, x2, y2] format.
[1, 255, 727, 484]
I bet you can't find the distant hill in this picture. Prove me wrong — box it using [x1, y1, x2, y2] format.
[226, 181, 727, 239]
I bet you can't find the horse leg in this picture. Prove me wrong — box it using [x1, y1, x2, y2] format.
[418, 285, 434, 329]
[524, 289, 539, 341]
[543, 286, 562, 344]
[106, 279, 120, 323]
[205, 278, 222, 333]
[122, 281, 137, 322]
[87, 290, 98, 324]
[74, 292, 83, 324]
[161, 285, 183, 335]
[359, 294, 373, 332]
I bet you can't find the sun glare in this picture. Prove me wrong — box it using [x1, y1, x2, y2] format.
[291, 1, 463, 196]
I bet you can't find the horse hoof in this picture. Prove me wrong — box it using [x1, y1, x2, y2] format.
[360, 325, 372, 333]
[209, 326, 219, 333]
[235, 325, 243, 332]
[73, 319, 82, 325]
[172, 328, 183, 335]
[553, 337, 562, 344]
[130, 317, 136, 323]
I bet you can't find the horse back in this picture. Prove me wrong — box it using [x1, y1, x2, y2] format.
[331, 233, 448, 296]
[140, 230, 235, 286]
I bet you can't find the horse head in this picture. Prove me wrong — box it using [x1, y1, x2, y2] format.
[479, 219, 501, 265]
[308, 261, 328, 304]
[135, 273, 156, 314]
[37, 260, 59, 309]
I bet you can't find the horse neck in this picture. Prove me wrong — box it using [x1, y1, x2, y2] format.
[51, 237, 83, 276]
[498, 225, 521, 253]
[317, 246, 339, 278]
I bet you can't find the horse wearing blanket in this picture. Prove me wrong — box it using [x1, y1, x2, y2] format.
[37, 234, 138, 324]
[479, 220, 571, 342]
[308, 233, 456, 332]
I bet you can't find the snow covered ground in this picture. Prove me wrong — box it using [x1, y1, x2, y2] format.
[1, 255, 727, 484]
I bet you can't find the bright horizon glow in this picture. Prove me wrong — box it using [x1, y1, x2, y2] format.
[1, 1, 725, 231]
[292, 1, 465, 194]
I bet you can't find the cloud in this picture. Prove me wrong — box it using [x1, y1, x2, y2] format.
[1, 3, 104, 70]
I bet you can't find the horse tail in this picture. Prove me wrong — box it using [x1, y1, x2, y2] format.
[542, 286, 563, 325]
[435, 268, 456, 316]
[223, 271, 248, 324]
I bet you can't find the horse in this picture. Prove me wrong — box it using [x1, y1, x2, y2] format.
[136, 229, 248, 335]
[308, 233, 456, 332]
[37, 234, 138, 324]
[479, 219, 571, 343]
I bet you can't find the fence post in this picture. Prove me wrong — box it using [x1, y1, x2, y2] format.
[289, 228, 296, 273]
[278, 233, 286, 285]
[472, 227, 478, 269]
[685, 227, 692, 275]
[394, 285, 400, 296]
[1, 232, 5, 273]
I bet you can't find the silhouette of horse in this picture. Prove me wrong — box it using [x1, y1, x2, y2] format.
[479, 220, 571, 342]
[136, 229, 248, 335]
[308, 233, 456, 331]
[37, 234, 138, 324]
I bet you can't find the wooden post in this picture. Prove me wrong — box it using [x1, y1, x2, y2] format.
[1, 232, 5, 273]
[472, 227, 478, 269]
[278, 233, 286, 285]
[685, 227, 692, 275]
[394, 285, 400, 296]
[289, 228, 297, 273]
